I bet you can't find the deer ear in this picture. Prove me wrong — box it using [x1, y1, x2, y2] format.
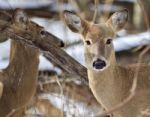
[63, 10, 88, 33]
[107, 9, 128, 32]
[13, 8, 28, 24]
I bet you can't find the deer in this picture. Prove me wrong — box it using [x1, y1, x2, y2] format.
[63, 9, 150, 117]
[0, 9, 63, 117]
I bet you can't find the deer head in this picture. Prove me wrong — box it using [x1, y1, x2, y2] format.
[64, 9, 128, 71]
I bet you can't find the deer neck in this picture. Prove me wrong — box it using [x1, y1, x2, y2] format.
[0, 40, 39, 115]
[5, 40, 39, 94]
[88, 65, 123, 109]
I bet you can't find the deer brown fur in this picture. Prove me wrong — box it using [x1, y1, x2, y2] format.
[0, 9, 63, 117]
[64, 9, 150, 117]
[0, 9, 40, 117]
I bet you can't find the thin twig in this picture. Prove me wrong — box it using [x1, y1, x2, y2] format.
[69, 0, 81, 13]
[102, 0, 114, 21]
[92, 0, 99, 23]
[55, 76, 64, 117]
[138, 0, 150, 31]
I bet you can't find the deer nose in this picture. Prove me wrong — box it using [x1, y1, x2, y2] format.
[60, 41, 65, 47]
[93, 59, 106, 69]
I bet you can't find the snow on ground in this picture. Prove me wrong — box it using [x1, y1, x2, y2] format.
[25, 93, 101, 116]
[0, 0, 53, 9]
[0, 40, 10, 69]
[114, 31, 150, 51]
[37, 93, 101, 117]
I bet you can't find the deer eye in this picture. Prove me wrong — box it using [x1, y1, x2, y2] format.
[40, 30, 46, 35]
[85, 40, 91, 45]
[106, 39, 112, 44]
[40, 30, 47, 37]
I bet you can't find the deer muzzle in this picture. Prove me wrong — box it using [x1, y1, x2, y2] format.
[93, 59, 106, 70]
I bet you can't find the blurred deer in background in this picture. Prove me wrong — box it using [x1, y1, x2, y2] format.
[64, 9, 150, 117]
[0, 9, 39, 117]
[0, 9, 63, 117]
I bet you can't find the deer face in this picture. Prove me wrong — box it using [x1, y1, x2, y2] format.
[12, 9, 64, 48]
[64, 9, 128, 71]
[13, 9, 49, 38]
[83, 24, 116, 70]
